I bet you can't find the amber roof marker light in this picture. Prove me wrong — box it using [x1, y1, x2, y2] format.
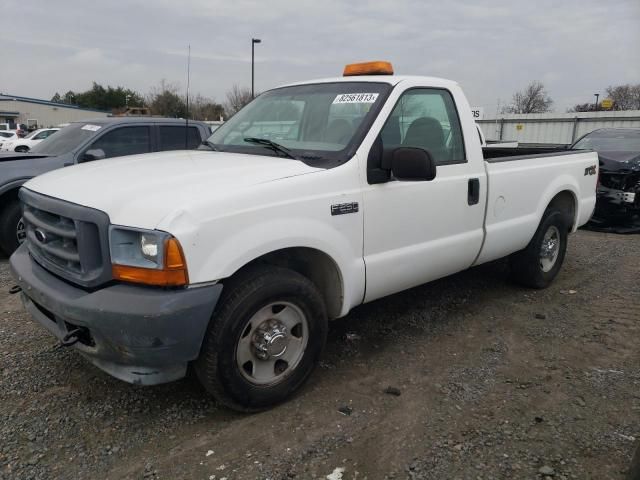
[343, 61, 394, 77]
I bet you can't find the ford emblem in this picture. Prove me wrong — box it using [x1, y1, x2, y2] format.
[34, 228, 48, 244]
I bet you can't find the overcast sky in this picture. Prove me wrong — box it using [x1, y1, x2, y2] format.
[1, 0, 638, 115]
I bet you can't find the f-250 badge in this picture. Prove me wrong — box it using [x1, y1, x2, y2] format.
[584, 165, 597, 176]
[331, 202, 359, 216]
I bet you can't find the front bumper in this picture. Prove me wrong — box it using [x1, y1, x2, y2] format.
[10, 243, 222, 385]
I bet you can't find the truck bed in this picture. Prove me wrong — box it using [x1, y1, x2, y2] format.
[482, 146, 569, 161]
[474, 149, 598, 266]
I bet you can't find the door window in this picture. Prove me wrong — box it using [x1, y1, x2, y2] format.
[33, 130, 56, 140]
[159, 126, 202, 150]
[380, 88, 465, 164]
[87, 126, 151, 159]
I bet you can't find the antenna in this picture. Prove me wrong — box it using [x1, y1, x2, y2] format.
[185, 44, 191, 148]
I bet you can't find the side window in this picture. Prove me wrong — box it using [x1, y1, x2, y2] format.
[87, 126, 151, 160]
[379, 88, 465, 165]
[34, 131, 52, 140]
[159, 126, 202, 151]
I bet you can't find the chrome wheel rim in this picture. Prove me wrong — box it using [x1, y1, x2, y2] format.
[16, 216, 26, 244]
[539, 225, 560, 272]
[236, 302, 309, 386]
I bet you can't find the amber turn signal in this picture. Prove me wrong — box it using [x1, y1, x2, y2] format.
[343, 61, 394, 76]
[112, 237, 189, 286]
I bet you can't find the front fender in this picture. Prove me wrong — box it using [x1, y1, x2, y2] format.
[209, 218, 362, 317]
[172, 208, 365, 317]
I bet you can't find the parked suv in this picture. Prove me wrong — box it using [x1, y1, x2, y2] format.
[0, 117, 210, 255]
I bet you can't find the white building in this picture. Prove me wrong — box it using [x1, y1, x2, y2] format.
[0, 94, 109, 129]
[477, 110, 640, 146]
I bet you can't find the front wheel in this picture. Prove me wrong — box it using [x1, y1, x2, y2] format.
[195, 266, 328, 411]
[14, 146, 29, 153]
[509, 209, 569, 289]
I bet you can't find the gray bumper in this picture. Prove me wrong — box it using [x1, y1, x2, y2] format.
[10, 243, 222, 385]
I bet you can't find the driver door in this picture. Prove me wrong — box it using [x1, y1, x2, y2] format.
[363, 87, 486, 302]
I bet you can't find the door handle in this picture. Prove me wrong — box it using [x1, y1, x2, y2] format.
[468, 178, 480, 205]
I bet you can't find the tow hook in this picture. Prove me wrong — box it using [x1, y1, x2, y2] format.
[9, 285, 22, 294]
[60, 329, 82, 347]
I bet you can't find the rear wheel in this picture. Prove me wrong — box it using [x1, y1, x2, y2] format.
[509, 208, 569, 289]
[195, 266, 328, 412]
[0, 200, 24, 256]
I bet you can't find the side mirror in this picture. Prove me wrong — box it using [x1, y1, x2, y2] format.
[83, 148, 106, 162]
[391, 147, 436, 181]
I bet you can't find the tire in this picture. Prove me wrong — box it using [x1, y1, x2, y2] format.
[14, 146, 29, 153]
[0, 200, 25, 256]
[509, 208, 569, 289]
[629, 441, 640, 480]
[195, 265, 328, 412]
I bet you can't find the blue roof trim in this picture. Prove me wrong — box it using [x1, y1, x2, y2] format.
[0, 111, 20, 116]
[0, 94, 109, 113]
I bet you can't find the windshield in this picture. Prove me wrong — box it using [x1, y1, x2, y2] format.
[207, 81, 391, 163]
[23, 130, 38, 139]
[31, 122, 103, 155]
[573, 129, 640, 151]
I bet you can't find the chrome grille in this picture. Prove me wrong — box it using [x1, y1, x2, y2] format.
[23, 204, 82, 274]
[20, 188, 112, 288]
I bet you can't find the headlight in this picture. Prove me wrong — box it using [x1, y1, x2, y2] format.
[109, 227, 188, 286]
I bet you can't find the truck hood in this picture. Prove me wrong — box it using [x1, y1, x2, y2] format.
[597, 150, 640, 173]
[24, 150, 323, 229]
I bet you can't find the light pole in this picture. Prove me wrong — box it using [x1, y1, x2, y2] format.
[251, 38, 261, 98]
[593, 93, 599, 111]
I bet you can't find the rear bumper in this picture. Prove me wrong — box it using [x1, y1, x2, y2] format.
[10, 243, 222, 385]
[594, 185, 640, 221]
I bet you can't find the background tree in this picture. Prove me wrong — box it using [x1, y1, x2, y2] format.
[605, 83, 640, 110]
[51, 83, 144, 110]
[502, 81, 553, 114]
[224, 85, 253, 117]
[189, 94, 225, 121]
[567, 102, 598, 112]
[568, 83, 640, 112]
[147, 80, 187, 117]
[78, 83, 144, 110]
[62, 91, 76, 105]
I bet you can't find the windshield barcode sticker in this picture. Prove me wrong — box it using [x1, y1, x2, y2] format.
[81, 124, 102, 131]
[333, 93, 379, 104]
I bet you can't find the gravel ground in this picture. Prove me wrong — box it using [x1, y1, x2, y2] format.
[0, 229, 638, 480]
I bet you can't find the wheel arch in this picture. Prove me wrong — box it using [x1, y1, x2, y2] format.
[224, 247, 345, 320]
[0, 181, 27, 210]
[545, 189, 578, 232]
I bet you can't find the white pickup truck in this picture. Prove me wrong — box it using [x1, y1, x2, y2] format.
[10, 62, 598, 411]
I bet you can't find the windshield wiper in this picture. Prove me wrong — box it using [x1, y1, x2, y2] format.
[243, 137, 296, 159]
[201, 140, 218, 151]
